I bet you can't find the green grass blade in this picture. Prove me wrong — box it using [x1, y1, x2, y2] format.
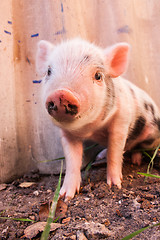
[121, 222, 160, 240]
[84, 143, 98, 152]
[147, 143, 160, 174]
[40, 160, 63, 240]
[143, 151, 152, 160]
[53, 216, 61, 223]
[0, 216, 35, 222]
[138, 172, 160, 178]
[85, 161, 93, 181]
[0, 210, 5, 215]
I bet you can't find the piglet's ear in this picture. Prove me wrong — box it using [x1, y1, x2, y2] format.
[36, 40, 54, 76]
[104, 43, 130, 78]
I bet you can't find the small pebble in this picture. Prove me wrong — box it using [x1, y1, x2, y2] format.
[33, 190, 39, 196]
[29, 215, 36, 221]
[62, 217, 71, 224]
[47, 189, 52, 194]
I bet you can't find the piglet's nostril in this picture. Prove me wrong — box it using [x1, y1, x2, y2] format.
[64, 104, 78, 115]
[47, 101, 58, 114]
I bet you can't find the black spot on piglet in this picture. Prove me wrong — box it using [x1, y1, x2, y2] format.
[144, 102, 149, 111]
[144, 102, 155, 117]
[149, 104, 155, 116]
[129, 116, 146, 140]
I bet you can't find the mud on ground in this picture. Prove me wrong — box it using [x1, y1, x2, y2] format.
[0, 156, 160, 239]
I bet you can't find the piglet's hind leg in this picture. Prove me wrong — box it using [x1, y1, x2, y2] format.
[131, 152, 142, 166]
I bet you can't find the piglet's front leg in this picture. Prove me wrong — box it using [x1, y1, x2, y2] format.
[60, 130, 83, 201]
[107, 123, 129, 189]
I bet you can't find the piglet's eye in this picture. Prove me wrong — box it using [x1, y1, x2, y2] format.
[95, 72, 102, 81]
[47, 67, 52, 76]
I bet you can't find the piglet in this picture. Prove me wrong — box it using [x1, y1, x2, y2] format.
[36, 38, 160, 200]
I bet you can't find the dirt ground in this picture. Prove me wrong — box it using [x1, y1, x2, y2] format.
[0, 154, 160, 240]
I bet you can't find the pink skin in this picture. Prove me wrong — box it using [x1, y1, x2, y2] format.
[36, 39, 160, 201]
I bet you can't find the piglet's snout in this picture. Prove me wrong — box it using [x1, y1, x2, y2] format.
[46, 89, 80, 122]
